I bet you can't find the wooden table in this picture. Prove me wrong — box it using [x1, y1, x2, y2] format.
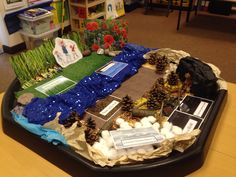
[1, 82, 236, 177]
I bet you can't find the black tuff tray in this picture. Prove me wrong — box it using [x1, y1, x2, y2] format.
[1, 78, 227, 177]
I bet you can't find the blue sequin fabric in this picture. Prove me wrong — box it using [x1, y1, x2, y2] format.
[23, 43, 150, 125]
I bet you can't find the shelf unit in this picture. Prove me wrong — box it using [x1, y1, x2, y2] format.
[68, 0, 106, 32]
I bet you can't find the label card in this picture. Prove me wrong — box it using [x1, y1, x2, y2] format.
[35, 76, 76, 96]
[110, 127, 165, 149]
[96, 61, 128, 78]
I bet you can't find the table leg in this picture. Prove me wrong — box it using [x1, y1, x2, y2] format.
[177, 0, 184, 30]
[186, 0, 194, 22]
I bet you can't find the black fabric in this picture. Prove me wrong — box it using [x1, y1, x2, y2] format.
[176, 57, 218, 99]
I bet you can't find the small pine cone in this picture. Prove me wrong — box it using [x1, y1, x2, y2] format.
[147, 53, 157, 65]
[85, 128, 99, 146]
[155, 56, 168, 74]
[167, 72, 179, 86]
[156, 91, 166, 103]
[86, 117, 96, 129]
[147, 96, 160, 110]
[121, 95, 134, 112]
[63, 111, 81, 128]
[157, 78, 164, 85]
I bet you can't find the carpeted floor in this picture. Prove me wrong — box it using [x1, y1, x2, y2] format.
[0, 7, 236, 93]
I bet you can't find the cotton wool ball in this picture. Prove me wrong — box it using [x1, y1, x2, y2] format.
[104, 137, 114, 148]
[142, 122, 152, 128]
[147, 116, 156, 124]
[107, 148, 118, 160]
[92, 142, 103, 151]
[137, 148, 146, 155]
[161, 127, 170, 136]
[120, 121, 129, 128]
[99, 137, 106, 146]
[165, 131, 175, 139]
[152, 122, 160, 132]
[140, 117, 149, 125]
[116, 118, 125, 125]
[101, 130, 110, 139]
[162, 121, 173, 131]
[172, 126, 183, 135]
[134, 122, 142, 128]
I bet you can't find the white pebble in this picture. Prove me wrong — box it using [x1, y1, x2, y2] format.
[165, 131, 175, 139]
[97, 48, 104, 54]
[116, 118, 125, 125]
[172, 126, 183, 135]
[147, 116, 156, 123]
[101, 130, 110, 139]
[134, 122, 142, 128]
[162, 121, 173, 131]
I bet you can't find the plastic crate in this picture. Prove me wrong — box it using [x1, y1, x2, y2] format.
[18, 9, 54, 35]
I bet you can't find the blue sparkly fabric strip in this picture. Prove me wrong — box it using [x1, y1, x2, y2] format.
[23, 43, 150, 125]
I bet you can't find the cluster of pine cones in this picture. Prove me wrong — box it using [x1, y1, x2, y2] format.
[147, 84, 167, 110]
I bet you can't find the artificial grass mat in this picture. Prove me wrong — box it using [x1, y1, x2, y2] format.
[16, 53, 112, 98]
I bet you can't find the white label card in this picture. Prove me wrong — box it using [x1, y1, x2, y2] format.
[110, 127, 165, 149]
[99, 100, 119, 116]
[183, 119, 198, 133]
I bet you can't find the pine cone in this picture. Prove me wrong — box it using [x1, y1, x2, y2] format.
[157, 78, 164, 85]
[85, 128, 99, 146]
[155, 56, 168, 74]
[63, 111, 81, 128]
[86, 117, 96, 129]
[147, 52, 157, 65]
[147, 96, 160, 110]
[121, 95, 134, 112]
[167, 72, 179, 86]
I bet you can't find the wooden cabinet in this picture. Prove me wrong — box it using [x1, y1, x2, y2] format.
[68, 0, 106, 31]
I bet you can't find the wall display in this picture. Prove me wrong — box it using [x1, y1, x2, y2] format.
[3, 0, 27, 10]
[106, 0, 125, 19]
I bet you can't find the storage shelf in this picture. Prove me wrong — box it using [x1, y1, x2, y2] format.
[88, 11, 105, 19]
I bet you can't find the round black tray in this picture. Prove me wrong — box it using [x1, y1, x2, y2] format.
[1, 78, 227, 177]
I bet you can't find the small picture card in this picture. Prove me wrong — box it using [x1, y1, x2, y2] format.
[35, 76, 76, 96]
[110, 127, 165, 149]
[177, 95, 214, 119]
[96, 61, 128, 78]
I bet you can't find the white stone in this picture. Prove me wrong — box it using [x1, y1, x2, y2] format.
[97, 48, 104, 55]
